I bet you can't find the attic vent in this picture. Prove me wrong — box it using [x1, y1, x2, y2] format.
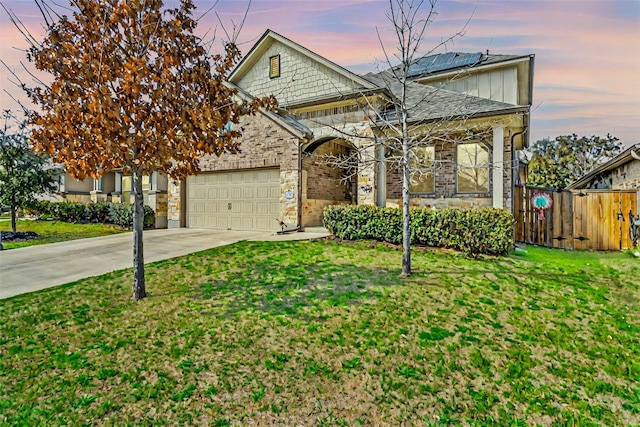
[269, 55, 280, 78]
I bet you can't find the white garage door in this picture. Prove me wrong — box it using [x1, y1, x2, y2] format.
[187, 169, 281, 231]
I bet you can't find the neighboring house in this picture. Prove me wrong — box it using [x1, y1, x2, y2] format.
[54, 171, 169, 228]
[166, 30, 534, 231]
[567, 143, 640, 202]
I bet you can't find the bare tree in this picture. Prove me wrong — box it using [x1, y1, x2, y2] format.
[300, 0, 509, 276]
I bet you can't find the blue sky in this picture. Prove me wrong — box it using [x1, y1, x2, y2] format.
[1, 0, 639, 146]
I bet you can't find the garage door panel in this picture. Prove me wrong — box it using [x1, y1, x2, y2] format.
[269, 202, 280, 215]
[256, 186, 269, 199]
[256, 218, 272, 230]
[243, 187, 254, 198]
[230, 187, 242, 200]
[242, 217, 254, 229]
[187, 169, 280, 231]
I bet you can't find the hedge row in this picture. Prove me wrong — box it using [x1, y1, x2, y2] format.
[24, 200, 155, 229]
[323, 205, 515, 257]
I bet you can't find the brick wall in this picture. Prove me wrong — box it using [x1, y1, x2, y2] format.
[303, 141, 352, 201]
[610, 160, 640, 191]
[384, 132, 514, 211]
[167, 113, 301, 228]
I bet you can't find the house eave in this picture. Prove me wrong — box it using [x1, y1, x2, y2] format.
[567, 143, 640, 189]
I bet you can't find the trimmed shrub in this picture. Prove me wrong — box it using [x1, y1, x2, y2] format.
[82, 202, 111, 223]
[108, 203, 155, 229]
[323, 205, 515, 257]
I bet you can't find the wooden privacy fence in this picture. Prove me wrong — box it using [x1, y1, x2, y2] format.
[514, 185, 638, 250]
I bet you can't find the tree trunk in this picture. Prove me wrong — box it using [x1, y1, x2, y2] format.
[11, 204, 17, 234]
[132, 169, 146, 301]
[401, 137, 411, 276]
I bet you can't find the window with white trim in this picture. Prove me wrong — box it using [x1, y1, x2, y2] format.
[456, 142, 490, 193]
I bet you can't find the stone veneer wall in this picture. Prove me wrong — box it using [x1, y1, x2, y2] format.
[167, 113, 301, 228]
[385, 132, 514, 211]
[596, 159, 640, 191]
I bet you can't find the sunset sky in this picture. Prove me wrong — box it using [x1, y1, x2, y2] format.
[1, 0, 638, 147]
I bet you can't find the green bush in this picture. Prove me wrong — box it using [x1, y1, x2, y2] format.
[22, 200, 154, 227]
[82, 202, 111, 223]
[108, 203, 155, 229]
[323, 205, 515, 257]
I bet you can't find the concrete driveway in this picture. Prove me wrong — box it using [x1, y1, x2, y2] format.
[0, 227, 329, 300]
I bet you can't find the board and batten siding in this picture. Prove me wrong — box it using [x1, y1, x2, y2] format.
[434, 67, 519, 105]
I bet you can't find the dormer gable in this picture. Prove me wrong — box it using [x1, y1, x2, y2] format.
[229, 30, 377, 108]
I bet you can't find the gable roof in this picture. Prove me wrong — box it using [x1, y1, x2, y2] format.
[364, 73, 528, 124]
[229, 29, 377, 91]
[567, 143, 640, 189]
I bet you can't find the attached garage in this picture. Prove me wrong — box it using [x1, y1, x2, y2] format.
[187, 168, 281, 231]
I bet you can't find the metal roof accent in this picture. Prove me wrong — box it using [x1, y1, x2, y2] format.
[407, 52, 482, 78]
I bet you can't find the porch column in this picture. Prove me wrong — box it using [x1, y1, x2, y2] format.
[150, 171, 158, 192]
[93, 176, 103, 192]
[112, 172, 123, 203]
[376, 143, 386, 207]
[357, 143, 376, 206]
[492, 125, 504, 209]
[90, 176, 106, 203]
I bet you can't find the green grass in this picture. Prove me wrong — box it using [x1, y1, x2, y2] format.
[0, 220, 123, 249]
[0, 240, 638, 426]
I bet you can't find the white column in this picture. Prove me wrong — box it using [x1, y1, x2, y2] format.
[93, 176, 103, 192]
[492, 125, 504, 208]
[114, 172, 122, 193]
[376, 143, 386, 207]
[150, 171, 158, 192]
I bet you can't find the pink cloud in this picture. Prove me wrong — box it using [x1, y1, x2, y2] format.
[0, 0, 637, 145]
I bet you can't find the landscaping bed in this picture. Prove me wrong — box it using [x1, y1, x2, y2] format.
[0, 220, 124, 249]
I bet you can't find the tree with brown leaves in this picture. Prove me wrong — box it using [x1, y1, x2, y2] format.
[12, 0, 276, 300]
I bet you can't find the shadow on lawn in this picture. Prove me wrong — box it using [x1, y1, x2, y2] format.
[194, 262, 399, 319]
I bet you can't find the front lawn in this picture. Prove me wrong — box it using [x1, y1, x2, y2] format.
[0, 241, 638, 426]
[0, 220, 123, 249]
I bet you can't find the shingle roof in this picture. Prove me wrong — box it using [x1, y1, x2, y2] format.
[362, 72, 527, 124]
[224, 81, 312, 139]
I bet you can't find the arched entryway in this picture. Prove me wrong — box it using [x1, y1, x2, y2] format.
[302, 137, 358, 226]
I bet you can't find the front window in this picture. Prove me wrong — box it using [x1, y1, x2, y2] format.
[121, 175, 150, 203]
[409, 146, 435, 194]
[457, 142, 489, 193]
